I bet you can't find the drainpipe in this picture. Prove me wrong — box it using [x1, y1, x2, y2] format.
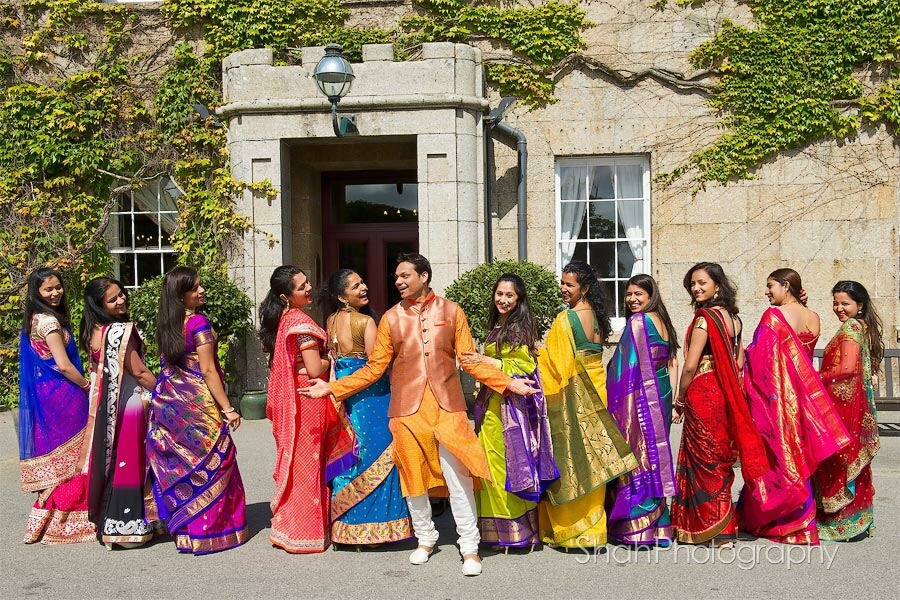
[484, 97, 528, 262]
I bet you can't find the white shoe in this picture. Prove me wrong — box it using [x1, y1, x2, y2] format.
[409, 546, 433, 565]
[461, 555, 482, 577]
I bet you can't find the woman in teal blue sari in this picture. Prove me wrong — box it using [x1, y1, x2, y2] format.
[606, 274, 679, 546]
[319, 270, 412, 545]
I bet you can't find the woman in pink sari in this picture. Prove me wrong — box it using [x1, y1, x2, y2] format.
[260, 265, 356, 553]
[814, 281, 883, 541]
[147, 267, 248, 554]
[740, 268, 850, 544]
[18, 267, 95, 544]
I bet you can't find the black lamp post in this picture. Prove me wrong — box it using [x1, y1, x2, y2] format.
[312, 44, 358, 137]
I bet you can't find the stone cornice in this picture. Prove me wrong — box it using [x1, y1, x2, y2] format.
[218, 95, 490, 118]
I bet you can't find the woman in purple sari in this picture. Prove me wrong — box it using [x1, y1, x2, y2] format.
[79, 277, 162, 548]
[606, 274, 679, 546]
[147, 267, 248, 554]
[19, 267, 95, 544]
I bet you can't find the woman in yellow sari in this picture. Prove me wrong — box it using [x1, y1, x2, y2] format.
[537, 261, 637, 549]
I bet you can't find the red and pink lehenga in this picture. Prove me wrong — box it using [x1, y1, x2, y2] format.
[81, 322, 164, 547]
[670, 308, 769, 545]
[813, 318, 880, 541]
[18, 314, 96, 544]
[147, 314, 248, 554]
[739, 308, 850, 544]
[267, 308, 356, 553]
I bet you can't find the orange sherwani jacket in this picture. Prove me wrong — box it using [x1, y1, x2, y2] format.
[329, 292, 512, 416]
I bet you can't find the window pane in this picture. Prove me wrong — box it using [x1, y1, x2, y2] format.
[333, 184, 418, 224]
[559, 167, 586, 200]
[136, 253, 164, 286]
[163, 253, 177, 275]
[116, 214, 133, 247]
[588, 201, 616, 240]
[589, 165, 614, 199]
[617, 241, 637, 278]
[134, 214, 160, 248]
[117, 253, 136, 287]
[587, 242, 616, 278]
[560, 201, 588, 241]
[617, 200, 644, 238]
[338, 242, 368, 281]
[616, 164, 644, 199]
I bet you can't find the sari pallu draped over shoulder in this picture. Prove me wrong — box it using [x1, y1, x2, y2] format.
[80, 322, 162, 546]
[267, 309, 356, 553]
[814, 318, 880, 541]
[739, 308, 850, 545]
[671, 308, 769, 545]
[537, 310, 637, 547]
[18, 322, 95, 545]
[473, 329, 559, 547]
[606, 313, 677, 545]
[147, 314, 247, 554]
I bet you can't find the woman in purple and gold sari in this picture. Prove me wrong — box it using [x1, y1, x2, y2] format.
[79, 277, 163, 548]
[672, 262, 769, 547]
[19, 267, 95, 544]
[739, 268, 850, 545]
[814, 280, 883, 541]
[606, 274, 678, 546]
[147, 267, 248, 554]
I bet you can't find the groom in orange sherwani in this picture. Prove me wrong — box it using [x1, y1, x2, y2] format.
[304, 253, 536, 576]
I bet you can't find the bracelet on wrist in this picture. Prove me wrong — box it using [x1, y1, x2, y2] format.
[222, 407, 236, 414]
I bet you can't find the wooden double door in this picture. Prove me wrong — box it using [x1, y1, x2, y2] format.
[322, 171, 418, 316]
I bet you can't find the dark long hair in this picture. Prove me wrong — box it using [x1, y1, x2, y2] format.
[486, 273, 538, 357]
[768, 268, 803, 302]
[23, 267, 70, 335]
[831, 280, 884, 375]
[625, 273, 680, 353]
[258, 265, 305, 356]
[156, 266, 200, 365]
[317, 269, 376, 319]
[80, 277, 128, 354]
[562, 260, 612, 342]
[682, 261, 739, 315]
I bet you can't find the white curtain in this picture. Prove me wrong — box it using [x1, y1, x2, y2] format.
[559, 167, 587, 265]
[616, 165, 645, 276]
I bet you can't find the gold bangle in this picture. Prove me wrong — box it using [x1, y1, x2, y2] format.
[222, 407, 236, 414]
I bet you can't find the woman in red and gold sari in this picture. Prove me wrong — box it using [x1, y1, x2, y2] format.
[739, 268, 849, 544]
[814, 281, 883, 541]
[671, 262, 769, 546]
[260, 266, 356, 553]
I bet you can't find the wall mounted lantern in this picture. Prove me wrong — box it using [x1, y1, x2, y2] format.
[312, 43, 358, 137]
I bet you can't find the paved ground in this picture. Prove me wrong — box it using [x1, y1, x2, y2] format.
[1, 408, 898, 600]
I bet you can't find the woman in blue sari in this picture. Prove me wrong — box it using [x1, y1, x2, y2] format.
[19, 267, 95, 544]
[606, 274, 679, 546]
[319, 269, 412, 545]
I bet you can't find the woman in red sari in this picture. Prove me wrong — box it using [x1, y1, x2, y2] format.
[739, 268, 849, 544]
[671, 262, 768, 546]
[814, 281, 883, 541]
[260, 265, 356, 553]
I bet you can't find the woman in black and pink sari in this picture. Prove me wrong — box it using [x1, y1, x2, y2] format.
[671, 262, 769, 547]
[79, 277, 163, 548]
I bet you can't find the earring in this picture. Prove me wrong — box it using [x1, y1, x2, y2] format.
[341, 299, 351, 312]
[713, 288, 720, 300]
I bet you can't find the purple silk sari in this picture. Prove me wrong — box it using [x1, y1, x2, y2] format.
[147, 314, 247, 554]
[606, 313, 677, 545]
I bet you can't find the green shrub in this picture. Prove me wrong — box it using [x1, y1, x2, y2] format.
[129, 269, 253, 373]
[445, 260, 563, 345]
